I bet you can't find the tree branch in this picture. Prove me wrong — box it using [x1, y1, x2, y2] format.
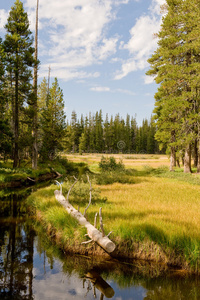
[84, 174, 92, 217]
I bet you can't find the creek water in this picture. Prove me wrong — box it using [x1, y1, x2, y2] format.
[0, 186, 200, 300]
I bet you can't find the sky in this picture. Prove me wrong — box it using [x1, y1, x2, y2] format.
[0, 0, 165, 125]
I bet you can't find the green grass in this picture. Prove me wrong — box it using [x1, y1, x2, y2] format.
[26, 160, 200, 272]
[27, 185, 84, 244]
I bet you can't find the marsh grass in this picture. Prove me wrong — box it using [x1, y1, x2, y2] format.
[27, 157, 200, 271]
[27, 185, 85, 245]
[89, 177, 200, 270]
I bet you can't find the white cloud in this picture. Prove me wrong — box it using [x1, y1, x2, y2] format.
[90, 86, 111, 92]
[114, 0, 166, 80]
[1, 0, 165, 84]
[0, 9, 8, 31]
[23, 0, 122, 81]
[90, 85, 135, 95]
[143, 75, 156, 84]
[39, 66, 100, 82]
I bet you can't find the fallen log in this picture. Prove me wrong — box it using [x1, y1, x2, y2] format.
[54, 179, 116, 254]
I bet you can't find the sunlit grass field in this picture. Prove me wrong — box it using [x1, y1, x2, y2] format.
[63, 153, 170, 169]
[27, 153, 200, 271]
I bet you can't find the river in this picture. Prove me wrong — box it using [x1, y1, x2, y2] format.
[0, 186, 200, 300]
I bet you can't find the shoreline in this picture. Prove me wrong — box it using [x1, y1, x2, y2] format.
[0, 171, 61, 189]
[33, 210, 196, 275]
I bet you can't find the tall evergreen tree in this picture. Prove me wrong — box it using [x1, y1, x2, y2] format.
[0, 38, 12, 159]
[40, 78, 66, 160]
[3, 0, 35, 167]
[32, 0, 40, 169]
[147, 0, 200, 172]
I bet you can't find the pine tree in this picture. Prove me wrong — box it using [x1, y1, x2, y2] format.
[95, 110, 104, 152]
[32, 0, 40, 169]
[3, 0, 35, 167]
[0, 38, 13, 159]
[40, 78, 66, 160]
[147, 0, 200, 172]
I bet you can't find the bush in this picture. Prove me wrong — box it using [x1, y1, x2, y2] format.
[99, 156, 125, 172]
[95, 172, 135, 185]
[62, 179, 107, 205]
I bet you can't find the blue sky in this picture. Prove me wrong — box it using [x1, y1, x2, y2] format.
[0, 0, 165, 125]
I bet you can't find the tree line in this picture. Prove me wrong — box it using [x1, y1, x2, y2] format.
[64, 110, 160, 154]
[0, 0, 162, 168]
[147, 0, 200, 172]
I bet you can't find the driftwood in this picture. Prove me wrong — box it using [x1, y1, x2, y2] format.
[84, 270, 115, 299]
[54, 177, 116, 254]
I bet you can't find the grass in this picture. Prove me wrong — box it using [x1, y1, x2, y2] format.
[27, 185, 84, 245]
[26, 154, 200, 272]
[84, 175, 200, 271]
[0, 157, 89, 184]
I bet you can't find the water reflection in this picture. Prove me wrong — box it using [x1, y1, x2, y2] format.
[0, 189, 34, 300]
[0, 189, 200, 300]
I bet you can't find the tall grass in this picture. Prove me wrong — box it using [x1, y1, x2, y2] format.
[27, 160, 200, 271]
[77, 174, 200, 270]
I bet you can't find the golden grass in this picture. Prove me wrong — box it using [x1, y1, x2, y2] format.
[86, 176, 200, 263]
[27, 158, 200, 270]
[62, 153, 170, 169]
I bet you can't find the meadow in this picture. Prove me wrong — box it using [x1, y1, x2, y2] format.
[26, 154, 200, 272]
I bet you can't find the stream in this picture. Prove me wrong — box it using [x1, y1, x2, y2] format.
[0, 186, 200, 300]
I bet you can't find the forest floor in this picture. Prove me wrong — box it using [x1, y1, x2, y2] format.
[26, 153, 200, 274]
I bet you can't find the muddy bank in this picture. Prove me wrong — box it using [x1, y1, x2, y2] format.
[0, 171, 60, 189]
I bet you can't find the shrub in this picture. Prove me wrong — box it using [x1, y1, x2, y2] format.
[95, 172, 135, 185]
[99, 156, 125, 172]
[62, 179, 107, 205]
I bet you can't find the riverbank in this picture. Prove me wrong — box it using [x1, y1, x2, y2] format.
[26, 161, 200, 274]
[0, 157, 89, 188]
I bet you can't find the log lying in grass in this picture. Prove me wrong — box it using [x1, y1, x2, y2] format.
[54, 178, 116, 254]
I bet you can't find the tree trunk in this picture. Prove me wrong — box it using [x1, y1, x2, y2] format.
[32, 0, 39, 170]
[184, 145, 191, 173]
[169, 147, 176, 171]
[193, 139, 198, 167]
[176, 158, 180, 168]
[197, 141, 200, 173]
[13, 69, 19, 168]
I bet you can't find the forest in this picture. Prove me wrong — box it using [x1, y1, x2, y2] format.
[1, 0, 200, 174]
[0, 0, 160, 169]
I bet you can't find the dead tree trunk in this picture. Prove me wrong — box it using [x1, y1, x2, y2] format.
[54, 179, 116, 254]
[32, 0, 39, 170]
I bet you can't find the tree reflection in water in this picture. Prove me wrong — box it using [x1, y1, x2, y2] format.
[0, 191, 34, 300]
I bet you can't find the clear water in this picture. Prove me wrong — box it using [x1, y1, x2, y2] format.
[0, 188, 200, 300]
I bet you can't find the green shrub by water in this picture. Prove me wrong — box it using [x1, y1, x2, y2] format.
[61, 179, 107, 206]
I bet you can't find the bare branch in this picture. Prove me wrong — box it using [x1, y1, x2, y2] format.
[106, 231, 113, 238]
[84, 174, 93, 217]
[99, 207, 105, 237]
[27, 177, 36, 182]
[66, 176, 78, 202]
[81, 239, 93, 245]
[54, 180, 62, 195]
[94, 212, 98, 228]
